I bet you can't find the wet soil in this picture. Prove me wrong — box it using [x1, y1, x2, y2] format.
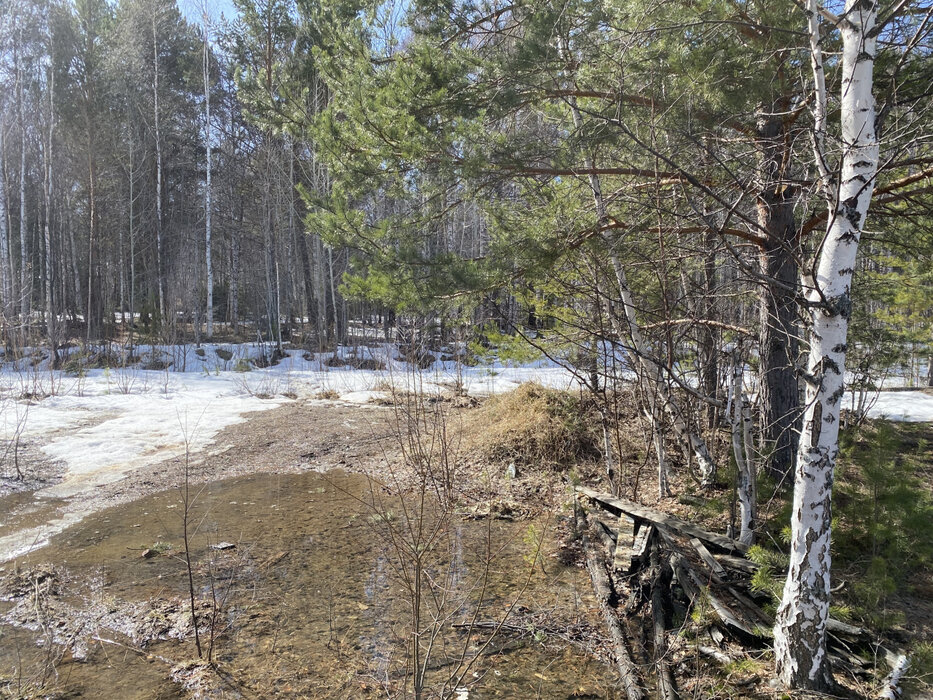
[0, 400, 400, 562]
[1, 469, 618, 699]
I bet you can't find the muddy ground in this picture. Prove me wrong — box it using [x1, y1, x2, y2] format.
[0, 399, 409, 549]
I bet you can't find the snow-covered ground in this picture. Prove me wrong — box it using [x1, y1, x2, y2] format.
[0, 341, 930, 561]
[0, 344, 577, 486]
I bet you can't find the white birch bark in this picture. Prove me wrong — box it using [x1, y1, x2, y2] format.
[128, 130, 135, 327]
[43, 58, 55, 339]
[774, 0, 879, 688]
[202, 19, 213, 338]
[728, 348, 756, 545]
[0, 114, 12, 321]
[17, 33, 29, 323]
[153, 15, 166, 323]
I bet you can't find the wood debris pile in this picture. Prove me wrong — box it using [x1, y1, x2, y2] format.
[574, 486, 907, 699]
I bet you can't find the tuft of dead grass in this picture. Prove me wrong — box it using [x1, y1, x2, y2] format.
[462, 383, 603, 470]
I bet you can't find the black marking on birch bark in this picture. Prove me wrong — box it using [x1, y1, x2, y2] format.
[828, 386, 845, 406]
[856, 51, 876, 64]
[853, 160, 874, 169]
[831, 343, 847, 354]
[838, 267, 854, 276]
[810, 402, 823, 447]
[826, 293, 852, 320]
[824, 412, 836, 424]
[821, 355, 841, 375]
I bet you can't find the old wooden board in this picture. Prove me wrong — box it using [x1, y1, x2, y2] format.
[690, 538, 726, 578]
[613, 513, 636, 571]
[576, 486, 749, 554]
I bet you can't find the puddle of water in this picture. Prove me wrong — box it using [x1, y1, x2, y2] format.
[3, 471, 620, 698]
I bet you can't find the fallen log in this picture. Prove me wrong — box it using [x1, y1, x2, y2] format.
[576, 501, 646, 700]
[650, 541, 680, 700]
[576, 487, 748, 554]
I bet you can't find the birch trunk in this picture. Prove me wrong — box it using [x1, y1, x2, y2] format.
[0, 114, 12, 323]
[16, 33, 29, 325]
[43, 62, 55, 343]
[729, 349, 756, 545]
[774, 0, 879, 688]
[203, 23, 213, 338]
[153, 16, 166, 324]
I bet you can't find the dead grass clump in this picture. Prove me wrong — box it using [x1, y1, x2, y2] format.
[465, 383, 602, 470]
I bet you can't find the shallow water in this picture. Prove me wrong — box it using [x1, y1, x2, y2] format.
[1, 470, 619, 698]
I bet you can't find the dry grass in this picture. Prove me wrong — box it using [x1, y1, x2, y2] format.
[460, 383, 603, 470]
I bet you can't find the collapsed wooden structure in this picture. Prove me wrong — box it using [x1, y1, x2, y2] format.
[574, 486, 907, 699]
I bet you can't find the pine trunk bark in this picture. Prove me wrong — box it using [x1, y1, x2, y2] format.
[774, 0, 879, 688]
[756, 112, 801, 485]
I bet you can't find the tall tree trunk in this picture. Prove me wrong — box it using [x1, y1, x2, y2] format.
[700, 231, 719, 432]
[203, 23, 213, 338]
[17, 34, 30, 326]
[127, 128, 135, 327]
[153, 15, 166, 324]
[43, 63, 55, 348]
[85, 123, 97, 343]
[231, 192, 241, 334]
[0, 113, 12, 325]
[66, 192, 81, 320]
[756, 110, 801, 485]
[774, 0, 879, 688]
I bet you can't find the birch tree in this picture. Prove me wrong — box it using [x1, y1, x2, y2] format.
[773, 0, 880, 688]
[202, 10, 213, 338]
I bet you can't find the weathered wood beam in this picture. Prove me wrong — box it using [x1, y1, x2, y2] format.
[576, 487, 749, 554]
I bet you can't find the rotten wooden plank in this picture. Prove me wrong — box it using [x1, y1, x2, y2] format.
[613, 513, 636, 571]
[714, 553, 759, 574]
[671, 553, 768, 639]
[631, 525, 654, 570]
[690, 538, 726, 578]
[575, 487, 749, 554]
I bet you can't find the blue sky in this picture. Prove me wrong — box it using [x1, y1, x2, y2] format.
[178, 0, 240, 27]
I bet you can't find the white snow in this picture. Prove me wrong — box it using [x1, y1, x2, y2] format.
[863, 390, 933, 423]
